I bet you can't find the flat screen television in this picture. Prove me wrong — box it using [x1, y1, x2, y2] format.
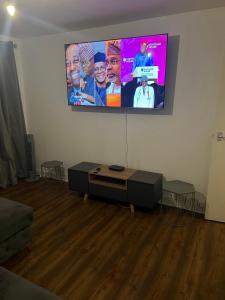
[65, 33, 168, 109]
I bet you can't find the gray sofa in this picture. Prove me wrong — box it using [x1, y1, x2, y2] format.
[0, 267, 61, 300]
[0, 198, 61, 299]
[0, 197, 33, 264]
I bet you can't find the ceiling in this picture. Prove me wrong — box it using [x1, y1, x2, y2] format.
[0, 0, 225, 38]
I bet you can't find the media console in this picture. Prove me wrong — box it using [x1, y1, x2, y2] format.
[68, 162, 162, 213]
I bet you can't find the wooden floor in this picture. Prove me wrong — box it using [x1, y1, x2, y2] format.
[1, 179, 225, 300]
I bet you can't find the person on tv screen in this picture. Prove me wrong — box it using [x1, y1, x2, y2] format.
[94, 52, 107, 106]
[78, 43, 96, 105]
[133, 75, 155, 108]
[132, 41, 154, 74]
[106, 40, 121, 95]
[65, 44, 95, 105]
[79, 43, 95, 79]
[150, 82, 165, 108]
[122, 77, 138, 107]
[66, 44, 83, 105]
[66, 44, 80, 87]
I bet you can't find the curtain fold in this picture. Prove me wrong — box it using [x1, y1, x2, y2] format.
[0, 41, 28, 188]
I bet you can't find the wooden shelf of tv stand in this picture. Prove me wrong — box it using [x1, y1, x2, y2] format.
[89, 177, 126, 190]
[89, 165, 136, 191]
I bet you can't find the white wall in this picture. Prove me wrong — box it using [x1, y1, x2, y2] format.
[18, 7, 225, 195]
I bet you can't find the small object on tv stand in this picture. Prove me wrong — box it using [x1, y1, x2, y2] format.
[109, 165, 125, 172]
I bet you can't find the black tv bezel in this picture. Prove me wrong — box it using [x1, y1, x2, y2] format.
[64, 33, 168, 110]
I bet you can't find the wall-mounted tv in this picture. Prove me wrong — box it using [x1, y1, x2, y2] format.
[65, 34, 168, 109]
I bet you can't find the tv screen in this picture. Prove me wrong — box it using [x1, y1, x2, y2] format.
[65, 34, 168, 109]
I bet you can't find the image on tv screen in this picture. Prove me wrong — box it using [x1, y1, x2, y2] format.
[65, 34, 168, 109]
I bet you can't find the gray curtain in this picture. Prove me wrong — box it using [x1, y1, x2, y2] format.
[0, 41, 28, 188]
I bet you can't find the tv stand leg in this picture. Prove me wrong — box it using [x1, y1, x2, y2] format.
[84, 193, 89, 201]
[130, 204, 135, 215]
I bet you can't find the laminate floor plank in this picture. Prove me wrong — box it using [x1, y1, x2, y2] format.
[1, 180, 225, 300]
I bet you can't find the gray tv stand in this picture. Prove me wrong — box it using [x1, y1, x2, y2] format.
[68, 162, 162, 213]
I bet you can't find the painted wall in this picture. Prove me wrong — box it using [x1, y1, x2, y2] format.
[18, 7, 225, 196]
